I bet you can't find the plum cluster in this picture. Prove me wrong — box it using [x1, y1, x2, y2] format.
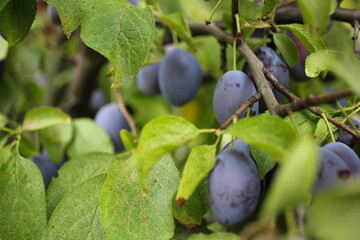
[208, 139, 261, 226]
[137, 49, 202, 106]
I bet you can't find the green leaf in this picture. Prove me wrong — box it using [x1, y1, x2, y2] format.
[239, 0, 263, 25]
[0, 112, 7, 128]
[46, 0, 155, 86]
[99, 155, 180, 240]
[43, 175, 107, 240]
[67, 118, 114, 158]
[262, 139, 317, 218]
[305, 50, 360, 95]
[225, 115, 296, 160]
[173, 190, 203, 229]
[189, 232, 241, 240]
[279, 23, 326, 53]
[306, 177, 360, 240]
[0, 151, 47, 239]
[120, 129, 137, 150]
[176, 144, 216, 206]
[22, 106, 70, 131]
[0, 144, 12, 167]
[134, 116, 199, 195]
[273, 33, 299, 67]
[261, 0, 279, 18]
[46, 152, 118, 218]
[297, 0, 337, 35]
[284, 109, 319, 137]
[40, 123, 73, 164]
[160, 12, 193, 49]
[250, 146, 276, 180]
[314, 117, 341, 146]
[0, 36, 8, 60]
[19, 134, 37, 158]
[0, 0, 37, 46]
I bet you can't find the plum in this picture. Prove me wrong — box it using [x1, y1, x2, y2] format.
[137, 63, 160, 96]
[323, 142, 360, 174]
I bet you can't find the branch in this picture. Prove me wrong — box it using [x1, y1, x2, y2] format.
[263, 69, 359, 138]
[275, 7, 360, 25]
[352, 20, 360, 58]
[219, 91, 262, 130]
[276, 90, 353, 117]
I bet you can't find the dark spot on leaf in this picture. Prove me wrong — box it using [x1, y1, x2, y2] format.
[177, 198, 186, 208]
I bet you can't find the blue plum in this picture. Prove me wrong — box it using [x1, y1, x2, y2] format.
[47, 5, 61, 25]
[89, 88, 105, 112]
[158, 49, 202, 106]
[128, 0, 139, 5]
[94, 103, 131, 152]
[314, 148, 351, 193]
[288, 32, 310, 82]
[137, 63, 160, 96]
[29, 151, 60, 189]
[213, 70, 258, 124]
[243, 47, 289, 111]
[337, 118, 360, 148]
[323, 142, 360, 174]
[208, 144, 261, 226]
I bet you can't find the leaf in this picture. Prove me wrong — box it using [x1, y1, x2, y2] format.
[284, 110, 319, 137]
[173, 190, 203, 229]
[261, 139, 317, 218]
[176, 144, 216, 206]
[40, 123, 73, 164]
[239, 0, 263, 25]
[306, 177, 360, 240]
[46, 0, 155, 86]
[19, 134, 37, 158]
[67, 118, 114, 158]
[279, 23, 326, 53]
[43, 175, 107, 240]
[189, 232, 241, 240]
[250, 145, 276, 180]
[99, 155, 180, 240]
[46, 152, 118, 218]
[134, 116, 199, 195]
[22, 106, 70, 131]
[0, 144, 12, 167]
[0, 0, 37, 46]
[314, 117, 341, 146]
[261, 0, 279, 18]
[305, 50, 360, 95]
[120, 129, 137, 150]
[0, 151, 47, 239]
[297, 0, 337, 35]
[160, 12, 193, 49]
[225, 115, 296, 160]
[0, 112, 7, 128]
[273, 33, 299, 67]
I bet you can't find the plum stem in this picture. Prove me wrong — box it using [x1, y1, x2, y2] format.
[322, 113, 336, 142]
[206, 0, 225, 25]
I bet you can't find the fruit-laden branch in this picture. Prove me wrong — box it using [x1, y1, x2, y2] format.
[352, 20, 360, 58]
[275, 90, 353, 117]
[263, 69, 359, 138]
[219, 91, 262, 130]
[275, 7, 360, 24]
[188, 22, 280, 115]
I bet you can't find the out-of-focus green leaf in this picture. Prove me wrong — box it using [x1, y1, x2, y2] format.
[160, 12, 193, 48]
[273, 33, 299, 67]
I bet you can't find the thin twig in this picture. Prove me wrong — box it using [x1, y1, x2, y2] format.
[114, 88, 138, 139]
[352, 20, 360, 58]
[218, 40, 227, 73]
[219, 91, 262, 130]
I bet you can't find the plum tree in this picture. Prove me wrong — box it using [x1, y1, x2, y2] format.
[288, 32, 310, 81]
[213, 70, 258, 124]
[322, 142, 360, 174]
[137, 63, 160, 96]
[29, 151, 60, 189]
[243, 47, 289, 111]
[94, 103, 131, 152]
[314, 148, 351, 193]
[208, 143, 261, 226]
[47, 5, 61, 25]
[158, 49, 202, 106]
[336, 118, 360, 148]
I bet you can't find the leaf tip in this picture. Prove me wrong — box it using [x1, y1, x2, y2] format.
[177, 197, 186, 208]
